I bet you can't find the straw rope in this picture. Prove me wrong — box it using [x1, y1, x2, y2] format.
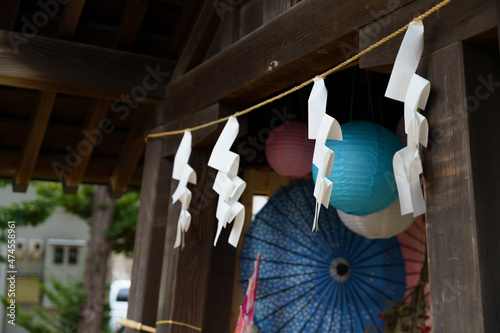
[156, 320, 202, 331]
[145, 0, 452, 141]
[117, 318, 202, 332]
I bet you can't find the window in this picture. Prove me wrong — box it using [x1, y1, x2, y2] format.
[116, 288, 129, 302]
[68, 247, 78, 264]
[54, 247, 64, 264]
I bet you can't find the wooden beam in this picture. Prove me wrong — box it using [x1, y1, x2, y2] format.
[164, 0, 415, 119]
[497, 0, 500, 49]
[0, 0, 20, 31]
[13, 91, 57, 192]
[125, 131, 170, 332]
[156, 149, 219, 333]
[162, 102, 245, 157]
[58, 0, 87, 39]
[0, 152, 143, 186]
[219, 3, 239, 51]
[115, 0, 151, 49]
[63, 99, 111, 194]
[110, 108, 154, 197]
[263, 0, 298, 24]
[239, 0, 263, 38]
[359, 0, 497, 72]
[0, 30, 174, 101]
[170, 0, 220, 80]
[421, 42, 500, 332]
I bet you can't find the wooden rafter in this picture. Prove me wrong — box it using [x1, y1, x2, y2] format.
[170, 0, 220, 80]
[0, 30, 175, 101]
[58, 0, 87, 39]
[0, 0, 20, 31]
[0, 153, 143, 186]
[164, 0, 419, 118]
[13, 91, 57, 192]
[109, 106, 154, 197]
[63, 99, 111, 194]
[115, 0, 151, 49]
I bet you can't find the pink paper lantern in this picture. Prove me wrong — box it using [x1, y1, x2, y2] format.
[265, 121, 315, 179]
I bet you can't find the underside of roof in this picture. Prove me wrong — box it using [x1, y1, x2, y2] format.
[0, 0, 202, 196]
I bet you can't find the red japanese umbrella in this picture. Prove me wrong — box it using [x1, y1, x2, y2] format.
[235, 253, 261, 333]
[396, 215, 431, 327]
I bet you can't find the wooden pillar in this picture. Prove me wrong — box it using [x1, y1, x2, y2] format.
[421, 42, 500, 332]
[156, 149, 233, 333]
[125, 132, 171, 332]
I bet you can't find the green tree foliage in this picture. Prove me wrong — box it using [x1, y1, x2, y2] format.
[35, 182, 94, 221]
[3, 181, 140, 254]
[0, 180, 139, 333]
[107, 190, 140, 255]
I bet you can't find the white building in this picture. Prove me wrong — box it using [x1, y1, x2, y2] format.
[0, 185, 89, 333]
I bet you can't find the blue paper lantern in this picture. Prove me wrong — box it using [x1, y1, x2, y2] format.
[312, 121, 402, 216]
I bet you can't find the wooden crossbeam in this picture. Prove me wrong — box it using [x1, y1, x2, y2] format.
[359, 0, 498, 72]
[164, 0, 417, 119]
[58, 0, 87, 39]
[115, 0, 151, 49]
[63, 99, 111, 194]
[170, 0, 220, 80]
[0, 0, 20, 31]
[0, 152, 143, 186]
[0, 30, 175, 101]
[13, 91, 57, 192]
[110, 107, 155, 197]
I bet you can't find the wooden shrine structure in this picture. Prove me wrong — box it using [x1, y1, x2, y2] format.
[0, 0, 499, 332]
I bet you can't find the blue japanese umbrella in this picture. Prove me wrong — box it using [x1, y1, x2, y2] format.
[241, 180, 406, 332]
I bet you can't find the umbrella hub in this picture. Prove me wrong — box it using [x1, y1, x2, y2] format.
[330, 257, 350, 282]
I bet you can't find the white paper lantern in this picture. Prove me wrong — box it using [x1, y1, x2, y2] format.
[337, 199, 415, 239]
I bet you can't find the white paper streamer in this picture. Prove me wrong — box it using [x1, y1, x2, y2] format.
[385, 20, 424, 103]
[308, 77, 329, 139]
[386, 20, 429, 217]
[172, 131, 197, 248]
[308, 78, 342, 230]
[208, 117, 246, 247]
